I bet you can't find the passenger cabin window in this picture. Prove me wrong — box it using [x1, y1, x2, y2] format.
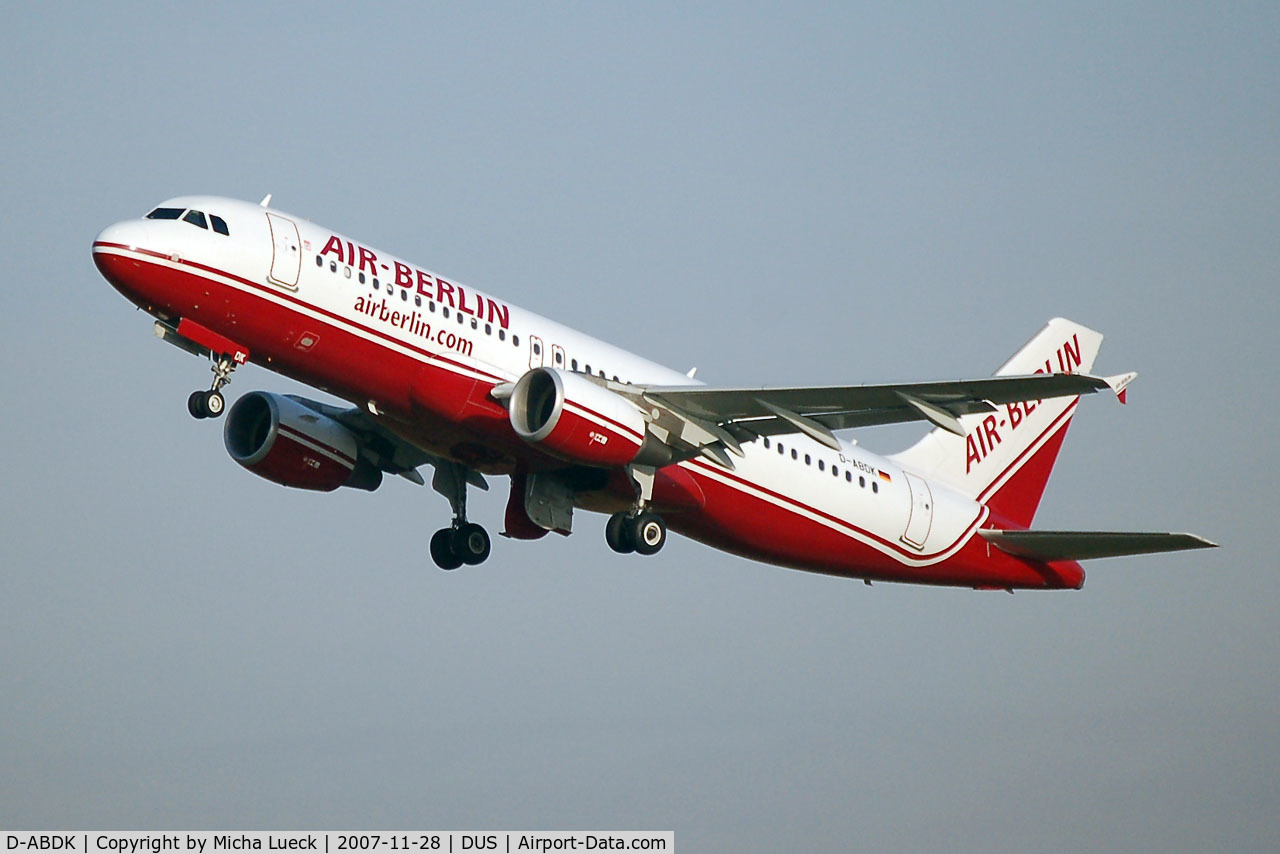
[146, 207, 184, 220]
[183, 210, 208, 229]
[210, 214, 230, 235]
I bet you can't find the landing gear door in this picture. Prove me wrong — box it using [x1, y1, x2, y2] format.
[901, 471, 934, 550]
[265, 213, 301, 289]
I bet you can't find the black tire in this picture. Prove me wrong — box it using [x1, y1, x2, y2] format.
[605, 512, 635, 554]
[430, 528, 463, 570]
[453, 523, 491, 566]
[629, 512, 666, 556]
[203, 390, 225, 418]
[188, 390, 208, 419]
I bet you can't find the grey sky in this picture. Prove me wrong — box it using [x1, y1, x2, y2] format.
[1, 3, 1276, 850]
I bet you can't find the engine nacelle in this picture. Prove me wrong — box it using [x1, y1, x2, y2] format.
[224, 392, 383, 492]
[509, 368, 649, 467]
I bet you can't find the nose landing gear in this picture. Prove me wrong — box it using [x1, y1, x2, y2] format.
[188, 354, 238, 419]
[188, 389, 225, 419]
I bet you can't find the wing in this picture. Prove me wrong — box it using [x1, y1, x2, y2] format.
[979, 530, 1218, 562]
[607, 371, 1136, 466]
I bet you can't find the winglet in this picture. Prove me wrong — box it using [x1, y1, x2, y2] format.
[1104, 371, 1138, 404]
[259, 194, 273, 207]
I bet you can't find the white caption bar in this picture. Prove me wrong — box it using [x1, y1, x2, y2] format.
[2, 834, 673, 854]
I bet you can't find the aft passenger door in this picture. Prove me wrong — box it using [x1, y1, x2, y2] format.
[265, 213, 301, 289]
[900, 472, 934, 550]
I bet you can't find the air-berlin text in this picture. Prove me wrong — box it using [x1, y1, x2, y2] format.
[321, 235, 510, 329]
[965, 334, 1081, 473]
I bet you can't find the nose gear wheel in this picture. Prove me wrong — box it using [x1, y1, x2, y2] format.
[188, 354, 238, 419]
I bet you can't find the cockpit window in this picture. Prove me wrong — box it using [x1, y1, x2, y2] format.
[183, 210, 208, 229]
[146, 207, 184, 220]
[210, 214, 229, 235]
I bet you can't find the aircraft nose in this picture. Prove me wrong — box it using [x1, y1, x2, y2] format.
[92, 219, 155, 301]
[93, 219, 143, 252]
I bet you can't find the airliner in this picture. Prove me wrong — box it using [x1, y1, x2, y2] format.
[92, 195, 1214, 588]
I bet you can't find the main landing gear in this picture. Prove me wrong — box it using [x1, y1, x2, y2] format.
[188, 354, 238, 419]
[429, 460, 492, 570]
[429, 523, 491, 571]
[605, 510, 667, 556]
[605, 464, 667, 556]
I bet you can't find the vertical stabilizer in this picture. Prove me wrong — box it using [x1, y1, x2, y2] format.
[889, 318, 1104, 528]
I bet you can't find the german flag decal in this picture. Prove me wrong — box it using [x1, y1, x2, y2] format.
[878, 470, 892, 483]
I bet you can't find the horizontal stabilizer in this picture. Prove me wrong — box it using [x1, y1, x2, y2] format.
[980, 529, 1217, 562]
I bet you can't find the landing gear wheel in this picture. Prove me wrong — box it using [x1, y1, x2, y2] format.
[188, 390, 209, 419]
[430, 528, 464, 571]
[606, 512, 635, 554]
[203, 389, 225, 418]
[453, 522, 491, 566]
[629, 512, 667, 556]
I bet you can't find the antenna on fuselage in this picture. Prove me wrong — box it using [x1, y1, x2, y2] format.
[259, 194, 272, 207]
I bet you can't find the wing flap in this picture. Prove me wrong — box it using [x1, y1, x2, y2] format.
[980, 530, 1217, 562]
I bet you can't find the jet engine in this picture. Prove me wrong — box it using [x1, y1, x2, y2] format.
[508, 367, 651, 467]
[223, 392, 383, 491]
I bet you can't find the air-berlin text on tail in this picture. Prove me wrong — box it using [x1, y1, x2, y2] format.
[965, 334, 1082, 473]
[320, 235, 510, 329]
